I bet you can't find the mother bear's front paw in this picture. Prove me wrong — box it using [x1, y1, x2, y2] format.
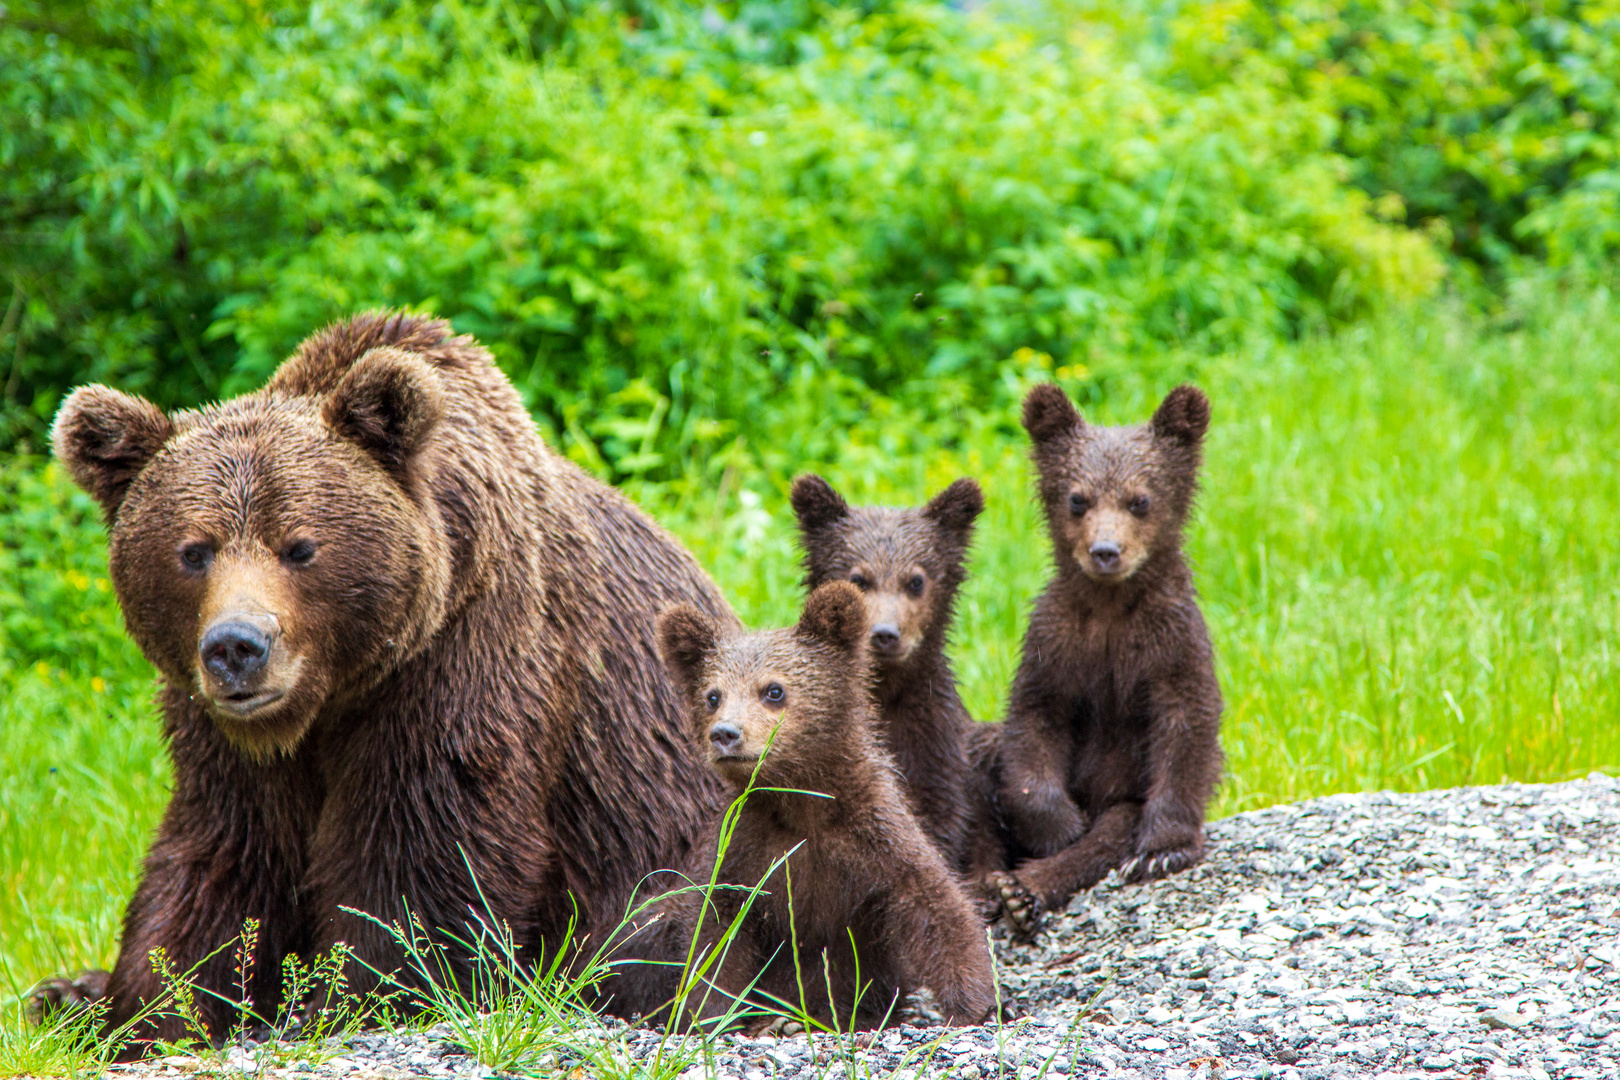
[26, 970, 110, 1025]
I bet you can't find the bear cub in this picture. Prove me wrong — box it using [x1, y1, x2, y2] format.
[789, 475, 994, 876]
[991, 383, 1224, 938]
[652, 582, 997, 1030]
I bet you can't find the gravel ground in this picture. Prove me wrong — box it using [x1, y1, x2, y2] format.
[101, 775, 1620, 1080]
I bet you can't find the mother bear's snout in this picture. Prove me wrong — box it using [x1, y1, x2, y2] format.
[199, 617, 274, 686]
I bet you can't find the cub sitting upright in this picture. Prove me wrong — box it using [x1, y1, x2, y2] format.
[653, 582, 996, 1030]
[991, 383, 1223, 938]
[789, 475, 987, 873]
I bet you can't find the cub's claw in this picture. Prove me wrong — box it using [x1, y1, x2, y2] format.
[991, 993, 1028, 1023]
[750, 1015, 806, 1037]
[26, 970, 110, 1026]
[1120, 845, 1202, 883]
[986, 871, 1044, 942]
[973, 879, 1008, 923]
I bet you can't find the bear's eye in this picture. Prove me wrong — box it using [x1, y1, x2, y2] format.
[1068, 493, 1090, 516]
[849, 573, 869, 590]
[283, 539, 317, 566]
[705, 689, 722, 711]
[906, 574, 925, 596]
[762, 683, 786, 705]
[179, 543, 214, 572]
[1128, 495, 1151, 517]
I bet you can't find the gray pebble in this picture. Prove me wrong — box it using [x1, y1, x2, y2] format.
[100, 776, 1620, 1079]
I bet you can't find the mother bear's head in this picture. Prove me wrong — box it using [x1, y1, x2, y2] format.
[53, 342, 456, 759]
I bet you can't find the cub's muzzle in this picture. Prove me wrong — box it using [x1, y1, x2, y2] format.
[709, 721, 744, 757]
[870, 623, 902, 655]
[1088, 541, 1122, 574]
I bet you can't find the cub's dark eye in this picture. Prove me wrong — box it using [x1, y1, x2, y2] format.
[1068, 493, 1090, 516]
[180, 543, 214, 572]
[849, 574, 869, 590]
[705, 689, 722, 711]
[906, 574, 925, 596]
[763, 683, 785, 704]
[1128, 495, 1151, 517]
[283, 539, 317, 566]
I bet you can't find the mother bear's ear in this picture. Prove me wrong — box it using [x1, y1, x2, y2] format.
[52, 386, 176, 523]
[323, 347, 446, 480]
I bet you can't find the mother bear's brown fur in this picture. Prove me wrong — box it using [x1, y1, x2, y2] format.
[45, 312, 734, 1052]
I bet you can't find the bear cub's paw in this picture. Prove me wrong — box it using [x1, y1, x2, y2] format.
[984, 871, 1044, 943]
[26, 970, 110, 1025]
[1120, 843, 1205, 883]
[1120, 818, 1207, 883]
[1121, 816, 1211, 880]
[988, 993, 1028, 1024]
[751, 1015, 808, 1038]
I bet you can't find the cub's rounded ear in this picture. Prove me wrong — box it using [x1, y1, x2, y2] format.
[657, 605, 719, 695]
[1021, 383, 1082, 445]
[790, 474, 850, 532]
[52, 386, 175, 522]
[322, 347, 446, 479]
[796, 581, 867, 655]
[1150, 385, 1211, 447]
[923, 477, 984, 535]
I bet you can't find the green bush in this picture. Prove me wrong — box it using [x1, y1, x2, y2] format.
[0, 0, 1439, 473]
[0, 459, 137, 683]
[1133, 0, 1620, 271]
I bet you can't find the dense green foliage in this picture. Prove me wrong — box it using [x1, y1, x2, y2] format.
[2, 0, 1448, 461]
[11, 0, 1618, 463]
[10, 1, 1617, 460]
[1154, 0, 1620, 270]
[5, 290, 1619, 1018]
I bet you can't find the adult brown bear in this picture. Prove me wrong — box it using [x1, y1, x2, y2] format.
[40, 312, 733, 1051]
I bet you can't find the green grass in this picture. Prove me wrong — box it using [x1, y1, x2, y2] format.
[3, 286, 1618, 1064]
[668, 284, 1620, 812]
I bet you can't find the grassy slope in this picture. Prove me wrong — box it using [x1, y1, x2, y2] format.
[2, 290, 1616, 1016]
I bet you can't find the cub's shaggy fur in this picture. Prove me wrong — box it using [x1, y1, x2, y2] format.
[789, 475, 997, 875]
[991, 383, 1224, 938]
[627, 583, 996, 1030]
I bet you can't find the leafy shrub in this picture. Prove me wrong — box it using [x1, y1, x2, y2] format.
[1132, 0, 1620, 271]
[0, 0, 1439, 475]
[0, 459, 136, 682]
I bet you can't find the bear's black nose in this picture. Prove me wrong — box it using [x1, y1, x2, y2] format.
[1089, 541, 1121, 572]
[200, 621, 271, 683]
[709, 722, 743, 756]
[870, 624, 901, 653]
